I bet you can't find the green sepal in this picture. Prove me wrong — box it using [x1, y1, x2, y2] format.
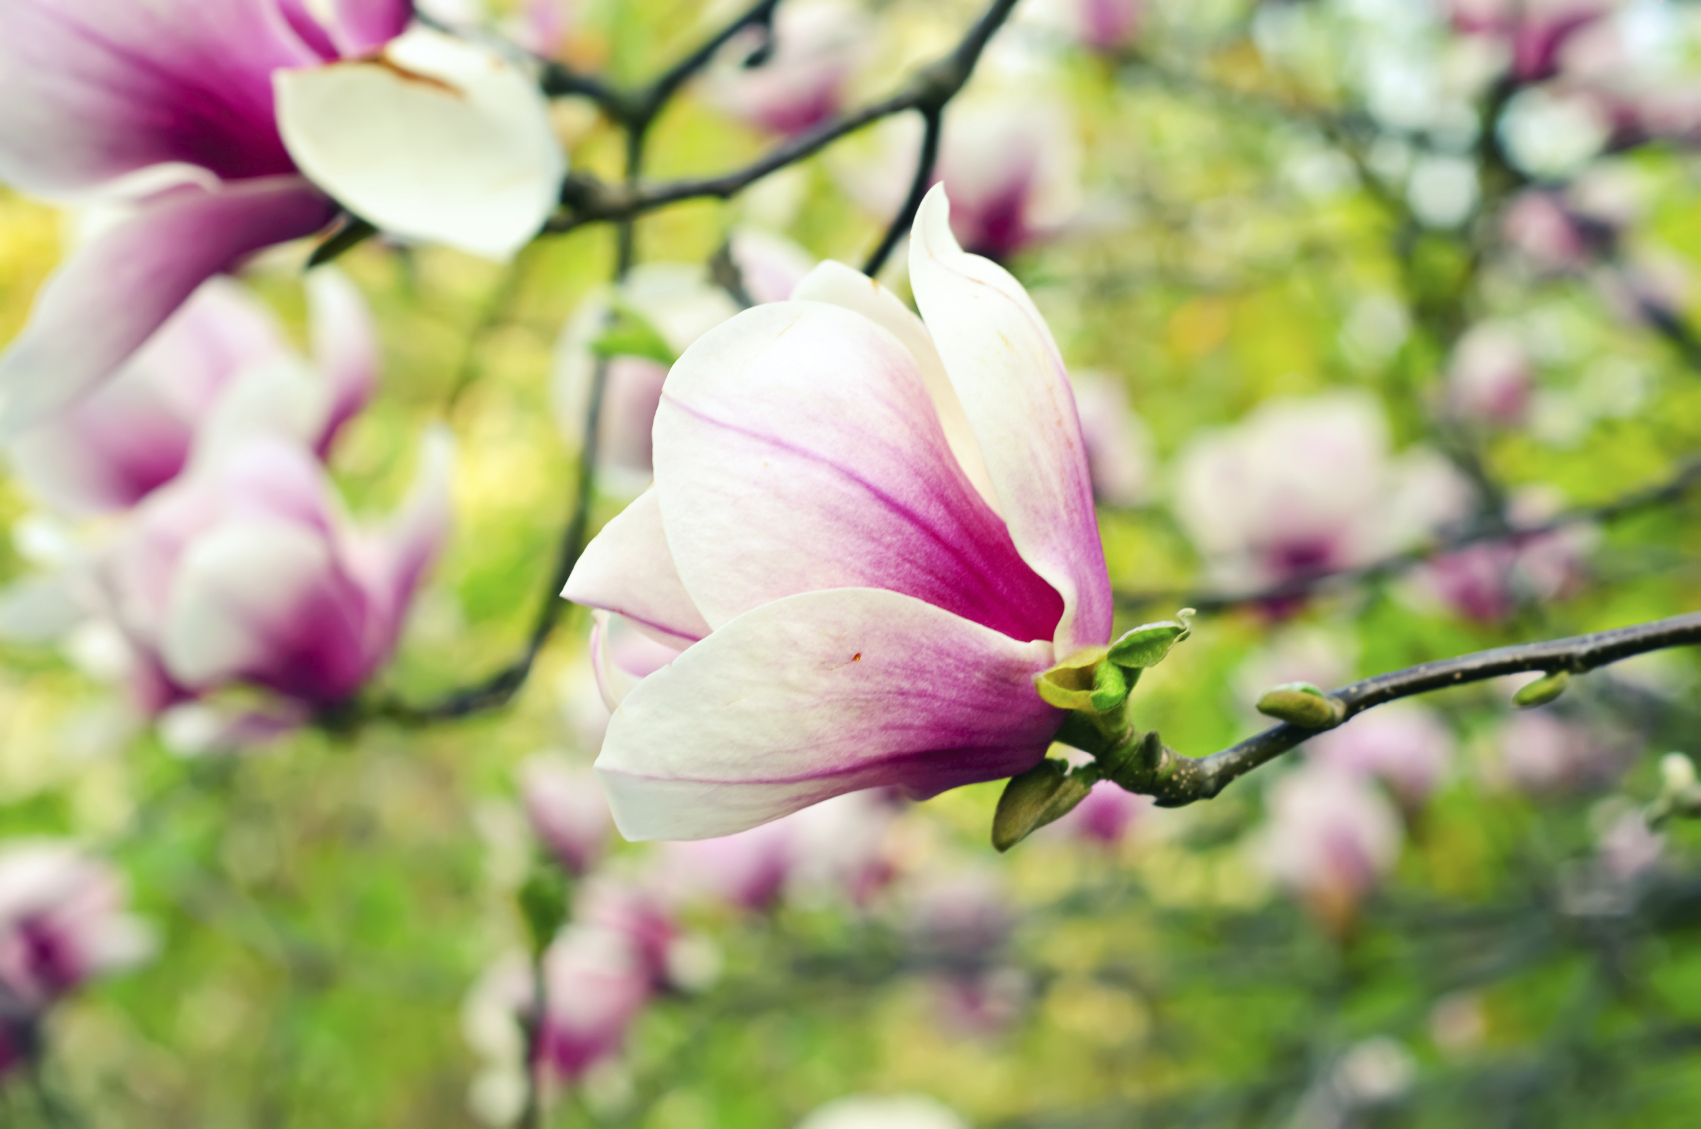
[517, 861, 571, 957]
[591, 302, 676, 366]
[991, 759, 1094, 852]
[1255, 682, 1346, 728]
[1089, 660, 1129, 712]
[1107, 608, 1196, 670]
[1034, 646, 1110, 710]
[1511, 669, 1570, 709]
[307, 216, 377, 268]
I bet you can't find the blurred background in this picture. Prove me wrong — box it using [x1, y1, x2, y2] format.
[3, 0, 1701, 1124]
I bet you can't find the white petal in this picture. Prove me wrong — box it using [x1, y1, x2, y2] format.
[275, 26, 566, 261]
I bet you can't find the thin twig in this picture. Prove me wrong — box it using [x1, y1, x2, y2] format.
[862, 106, 942, 277]
[1113, 459, 1701, 613]
[1123, 612, 1701, 808]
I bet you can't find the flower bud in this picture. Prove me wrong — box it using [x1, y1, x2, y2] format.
[1512, 669, 1570, 709]
[1106, 609, 1195, 670]
[992, 759, 1093, 852]
[1661, 752, 1697, 794]
[1256, 682, 1346, 728]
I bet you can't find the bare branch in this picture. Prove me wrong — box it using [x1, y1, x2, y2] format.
[862, 105, 942, 277]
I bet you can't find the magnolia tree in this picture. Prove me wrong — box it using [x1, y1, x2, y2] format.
[0, 0, 1700, 1124]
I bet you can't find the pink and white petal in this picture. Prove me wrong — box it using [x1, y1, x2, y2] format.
[0, 0, 313, 192]
[789, 261, 998, 511]
[564, 489, 712, 648]
[589, 611, 684, 711]
[160, 518, 371, 702]
[0, 177, 337, 440]
[595, 588, 1060, 841]
[305, 267, 379, 451]
[908, 185, 1111, 655]
[318, 0, 415, 56]
[274, 27, 565, 261]
[653, 302, 1063, 644]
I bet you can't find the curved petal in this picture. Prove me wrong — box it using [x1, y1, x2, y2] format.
[908, 184, 1111, 654]
[275, 26, 565, 261]
[790, 260, 998, 511]
[565, 489, 712, 648]
[0, 177, 337, 440]
[161, 517, 371, 702]
[305, 266, 379, 451]
[595, 588, 1060, 840]
[0, 0, 312, 193]
[589, 611, 684, 712]
[653, 301, 1064, 644]
[318, 0, 414, 56]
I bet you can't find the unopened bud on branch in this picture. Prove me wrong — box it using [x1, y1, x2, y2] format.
[1256, 682, 1346, 729]
[992, 759, 1095, 852]
[1512, 669, 1570, 709]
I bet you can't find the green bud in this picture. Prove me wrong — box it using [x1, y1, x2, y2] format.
[1089, 660, 1129, 712]
[992, 759, 1094, 852]
[1255, 682, 1346, 728]
[1106, 608, 1197, 670]
[591, 302, 676, 366]
[1661, 753, 1698, 794]
[517, 863, 571, 957]
[1511, 670, 1570, 709]
[1035, 646, 1110, 711]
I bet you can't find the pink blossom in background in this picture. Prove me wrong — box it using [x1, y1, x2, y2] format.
[0, 842, 153, 1015]
[1502, 191, 1594, 274]
[703, 0, 870, 136]
[564, 187, 1112, 840]
[98, 427, 452, 718]
[1074, 0, 1145, 53]
[659, 818, 797, 913]
[1493, 711, 1625, 794]
[1445, 321, 1534, 427]
[1257, 763, 1403, 933]
[1419, 488, 1592, 624]
[1306, 702, 1454, 810]
[574, 876, 681, 990]
[1596, 806, 1663, 881]
[520, 755, 613, 877]
[728, 229, 819, 305]
[1449, 0, 1618, 82]
[9, 272, 375, 517]
[1175, 393, 1474, 594]
[1045, 780, 1154, 846]
[1068, 371, 1154, 508]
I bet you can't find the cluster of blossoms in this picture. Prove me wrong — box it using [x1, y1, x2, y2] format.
[0, 843, 152, 1077]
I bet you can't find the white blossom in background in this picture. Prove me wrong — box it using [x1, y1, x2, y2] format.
[703, 0, 871, 136]
[1256, 763, 1403, 933]
[1068, 370, 1155, 507]
[1445, 320, 1534, 427]
[520, 754, 614, 878]
[1491, 711, 1626, 793]
[798, 1094, 970, 1129]
[1306, 702, 1454, 811]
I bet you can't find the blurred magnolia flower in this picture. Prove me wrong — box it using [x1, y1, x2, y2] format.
[660, 817, 796, 913]
[1175, 393, 1474, 593]
[1449, 0, 1619, 82]
[9, 272, 374, 517]
[563, 186, 1111, 841]
[1492, 711, 1625, 793]
[1445, 321, 1534, 427]
[1418, 495, 1591, 625]
[900, 866, 1015, 966]
[839, 95, 1083, 261]
[1496, 84, 1612, 179]
[520, 754, 613, 877]
[0, 2, 559, 437]
[702, 0, 871, 136]
[574, 875, 683, 990]
[1044, 780, 1154, 846]
[1306, 702, 1453, 811]
[1501, 190, 1595, 273]
[0, 842, 153, 1072]
[1594, 803, 1662, 881]
[1069, 370, 1155, 507]
[798, 1093, 970, 1129]
[1257, 763, 1403, 933]
[100, 428, 452, 718]
[1019, 0, 1144, 53]
[552, 234, 816, 494]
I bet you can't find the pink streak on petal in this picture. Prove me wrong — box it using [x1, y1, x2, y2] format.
[908, 186, 1111, 655]
[594, 588, 1059, 840]
[653, 301, 1063, 644]
[0, 177, 337, 440]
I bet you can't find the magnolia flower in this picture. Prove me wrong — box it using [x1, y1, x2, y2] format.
[1175, 393, 1474, 593]
[1417, 488, 1591, 623]
[100, 427, 452, 717]
[0, 841, 153, 1068]
[573, 877, 682, 989]
[1449, 0, 1618, 82]
[1257, 763, 1403, 933]
[1025, 0, 1144, 53]
[1306, 702, 1453, 810]
[9, 272, 374, 517]
[0, 1, 561, 435]
[1493, 711, 1624, 793]
[703, 0, 871, 136]
[1069, 370, 1154, 507]
[552, 233, 816, 493]
[1445, 321, 1534, 427]
[1046, 780, 1154, 845]
[659, 818, 796, 912]
[798, 1094, 970, 1129]
[520, 755, 613, 877]
[563, 186, 1112, 840]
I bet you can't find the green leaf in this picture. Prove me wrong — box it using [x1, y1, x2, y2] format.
[1255, 682, 1345, 728]
[1089, 659, 1129, 712]
[1107, 608, 1196, 669]
[991, 759, 1094, 852]
[307, 216, 377, 269]
[591, 302, 677, 366]
[1512, 669, 1570, 709]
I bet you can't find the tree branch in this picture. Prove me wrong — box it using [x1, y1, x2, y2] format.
[1107, 612, 1701, 808]
[862, 105, 942, 277]
[1114, 458, 1701, 613]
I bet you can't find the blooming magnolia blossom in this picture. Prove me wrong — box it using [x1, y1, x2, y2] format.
[1449, 0, 1619, 82]
[1493, 711, 1625, 793]
[1257, 763, 1404, 932]
[1306, 702, 1453, 810]
[99, 425, 452, 718]
[1445, 321, 1535, 426]
[520, 755, 614, 877]
[1175, 393, 1474, 592]
[552, 233, 816, 493]
[1046, 779, 1154, 845]
[0, 0, 561, 436]
[9, 272, 374, 517]
[563, 186, 1112, 840]
[703, 0, 870, 135]
[1068, 370, 1155, 507]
